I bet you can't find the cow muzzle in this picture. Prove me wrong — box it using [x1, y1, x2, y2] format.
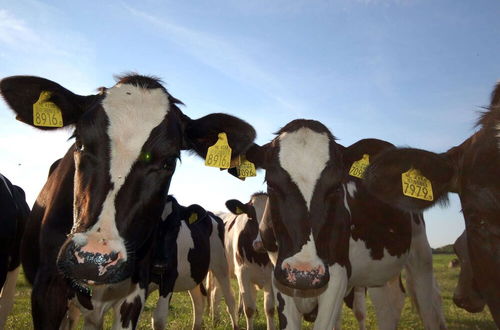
[57, 234, 130, 285]
[453, 293, 485, 313]
[274, 260, 329, 291]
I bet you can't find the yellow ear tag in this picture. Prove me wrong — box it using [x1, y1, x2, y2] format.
[235, 207, 243, 214]
[33, 91, 63, 127]
[401, 168, 434, 201]
[205, 133, 232, 169]
[188, 213, 198, 224]
[349, 154, 370, 179]
[237, 159, 257, 178]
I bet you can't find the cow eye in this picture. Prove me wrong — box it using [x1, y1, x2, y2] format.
[75, 140, 85, 152]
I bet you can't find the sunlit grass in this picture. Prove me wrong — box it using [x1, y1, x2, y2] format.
[5, 255, 496, 329]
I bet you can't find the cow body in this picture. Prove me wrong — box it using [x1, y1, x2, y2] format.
[0, 174, 29, 328]
[245, 121, 445, 329]
[1, 74, 255, 329]
[149, 196, 238, 330]
[365, 82, 500, 326]
[216, 193, 275, 330]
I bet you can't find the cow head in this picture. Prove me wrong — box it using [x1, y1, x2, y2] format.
[364, 82, 500, 325]
[226, 192, 268, 252]
[1, 74, 255, 288]
[245, 119, 351, 294]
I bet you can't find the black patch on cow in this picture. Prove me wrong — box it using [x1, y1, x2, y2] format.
[276, 292, 288, 329]
[200, 282, 207, 297]
[120, 295, 142, 329]
[227, 216, 238, 233]
[343, 288, 355, 309]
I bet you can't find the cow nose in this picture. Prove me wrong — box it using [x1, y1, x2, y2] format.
[57, 236, 129, 284]
[276, 261, 329, 290]
[453, 294, 485, 313]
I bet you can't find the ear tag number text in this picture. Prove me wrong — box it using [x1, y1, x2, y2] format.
[349, 154, 370, 179]
[205, 132, 232, 169]
[401, 168, 434, 201]
[33, 91, 63, 127]
[237, 159, 257, 178]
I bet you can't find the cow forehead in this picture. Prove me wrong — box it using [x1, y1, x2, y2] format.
[278, 128, 330, 209]
[103, 83, 170, 186]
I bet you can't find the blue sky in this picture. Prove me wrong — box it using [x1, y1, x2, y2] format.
[1, 0, 499, 247]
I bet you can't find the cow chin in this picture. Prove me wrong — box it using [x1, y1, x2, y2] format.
[453, 295, 485, 313]
[57, 238, 131, 286]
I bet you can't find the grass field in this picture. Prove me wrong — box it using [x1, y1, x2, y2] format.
[5, 254, 496, 329]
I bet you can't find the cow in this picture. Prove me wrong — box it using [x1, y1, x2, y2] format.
[0, 73, 255, 329]
[213, 192, 275, 330]
[241, 121, 445, 329]
[364, 81, 500, 326]
[0, 173, 30, 328]
[149, 195, 238, 330]
[452, 230, 485, 313]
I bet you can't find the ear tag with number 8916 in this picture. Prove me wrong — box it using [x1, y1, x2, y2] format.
[205, 133, 232, 169]
[349, 154, 370, 179]
[33, 91, 63, 127]
[401, 168, 434, 201]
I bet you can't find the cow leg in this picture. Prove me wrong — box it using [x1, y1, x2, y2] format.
[352, 287, 367, 330]
[188, 285, 205, 330]
[151, 292, 172, 330]
[207, 273, 223, 325]
[313, 265, 348, 330]
[263, 283, 275, 330]
[238, 273, 257, 330]
[369, 277, 404, 330]
[275, 291, 301, 330]
[0, 266, 20, 329]
[31, 271, 69, 329]
[209, 234, 239, 329]
[59, 298, 81, 330]
[405, 217, 446, 330]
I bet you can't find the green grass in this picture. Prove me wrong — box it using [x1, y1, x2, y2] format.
[5, 255, 496, 329]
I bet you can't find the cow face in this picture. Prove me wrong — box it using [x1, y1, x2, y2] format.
[364, 82, 500, 325]
[0, 74, 255, 287]
[247, 120, 350, 293]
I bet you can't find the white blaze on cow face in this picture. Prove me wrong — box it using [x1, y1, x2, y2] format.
[281, 233, 325, 281]
[278, 128, 330, 210]
[82, 83, 170, 257]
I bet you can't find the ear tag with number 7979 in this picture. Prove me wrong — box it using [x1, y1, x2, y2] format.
[205, 133, 232, 169]
[401, 168, 434, 201]
[33, 91, 63, 127]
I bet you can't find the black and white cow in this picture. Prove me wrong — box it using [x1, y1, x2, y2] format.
[149, 195, 238, 330]
[213, 192, 275, 330]
[242, 121, 445, 329]
[0, 74, 255, 329]
[0, 173, 30, 328]
[364, 82, 500, 326]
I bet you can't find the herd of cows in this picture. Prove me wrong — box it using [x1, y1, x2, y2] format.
[0, 73, 498, 329]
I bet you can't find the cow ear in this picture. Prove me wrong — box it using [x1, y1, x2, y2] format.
[183, 204, 206, 224]
[1, 76, 95, 129]
[364, 148, 455, 211]
[225, 199, 249, 215]
[343, 139, 395, 180]
[182, 113, 256, 161]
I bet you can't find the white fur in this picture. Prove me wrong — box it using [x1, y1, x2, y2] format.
[348, 238, 407, 287]
[278, 128, 330, 209]
[161, 201, 173, 221]
[281, 233, 324, 273]
[173, 222, 197, 291]
[346, 181, 357, 198]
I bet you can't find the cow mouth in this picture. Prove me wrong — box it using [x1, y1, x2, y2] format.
[273, 276, 327, 298]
